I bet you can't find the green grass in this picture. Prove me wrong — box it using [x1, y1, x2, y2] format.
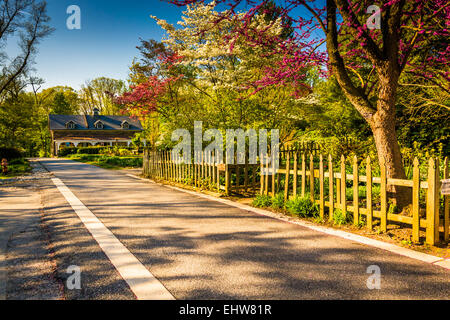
[0, 158, 32, 179]
[68, 154, 143, 170]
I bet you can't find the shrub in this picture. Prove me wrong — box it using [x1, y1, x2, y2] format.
[271, 193, 285, 209]
[77, 147, 105, 155]
[59, 147, 78, 157]
[285, 196, 319, 218]
[333, 209, 350, 226]
[0, 147, 22, 160]
[252, 194, 272, 208]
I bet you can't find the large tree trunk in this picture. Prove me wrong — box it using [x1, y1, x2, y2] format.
[368, 71, 412, 209]
[325, 0, 412, 209]
[368, 107, 412, 209]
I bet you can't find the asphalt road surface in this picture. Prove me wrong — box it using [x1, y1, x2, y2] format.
[38, 158, 449, 300]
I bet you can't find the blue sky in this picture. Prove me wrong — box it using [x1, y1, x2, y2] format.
[5, 0, 324, 90]
[8, 0, 185, 90]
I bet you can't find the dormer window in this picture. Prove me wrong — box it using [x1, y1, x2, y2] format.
[121, 121, 130, 130]
[66, 121, 76, 129]
[94, 120, 104, 129]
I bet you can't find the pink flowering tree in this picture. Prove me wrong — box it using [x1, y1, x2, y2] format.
[170, 0, 449, 207]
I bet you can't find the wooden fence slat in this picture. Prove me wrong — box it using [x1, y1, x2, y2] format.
[353, 156, 359, 225]
[244, 158, 249, 193]
[265, 156, 269, 196]
[301, 154, 306, 197]
[380, 157, 387, 233]
[444, 157, 449, 243]
[272, 152, 276, 195]
[426, 157, 439, 245]
[260, 155, 264, 195]
[329, 155, 334, 222]
[293, 152, 298, 198]
[341, 156, 347, 215]
[366, 157, 373, 230]
[310, 154, 314, 202]
[319, 155, 324, 219]
[412, 157, 420, 243]
[284, 151, 291, 201]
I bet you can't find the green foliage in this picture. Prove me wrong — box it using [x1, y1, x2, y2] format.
[1, 158, 31, 178]
[333, 209, 351, 226]
[285, 196, 319, 218]
[58, 147, 78, 157]
[77, 147, 106, 155]
[271, 193, 285, 209]
[0, 147, 22, 160]
[69, 154, 142, 169]
[252, 194, 272, 208]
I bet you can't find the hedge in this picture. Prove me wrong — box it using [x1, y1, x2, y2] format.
[0, 147, 23, 160]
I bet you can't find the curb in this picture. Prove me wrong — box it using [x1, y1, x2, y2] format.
[127, 174, 450, 271]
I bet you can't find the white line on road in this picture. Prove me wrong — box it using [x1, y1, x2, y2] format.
[51, 178, 175, 300]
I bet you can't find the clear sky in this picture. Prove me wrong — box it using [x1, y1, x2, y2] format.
[5, 0, 322, 91]
[12, 0, 186, 90]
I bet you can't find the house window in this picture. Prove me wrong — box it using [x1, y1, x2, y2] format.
[66, 122, 76, 129]
[121, 121, 130, 130]
[94, 121, 104, 129]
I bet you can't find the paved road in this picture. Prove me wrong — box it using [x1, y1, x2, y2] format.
[38, 159, 449, 300]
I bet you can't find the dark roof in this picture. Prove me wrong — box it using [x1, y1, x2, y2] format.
[49, 115, 143, 131]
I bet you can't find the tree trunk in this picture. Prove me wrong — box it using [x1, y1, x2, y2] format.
[368, 72, 412, 209]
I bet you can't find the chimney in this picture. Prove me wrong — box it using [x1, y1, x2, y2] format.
[93, 108, 100, 118]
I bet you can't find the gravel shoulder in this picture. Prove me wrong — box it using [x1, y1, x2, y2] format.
[0, 161, 63, 300]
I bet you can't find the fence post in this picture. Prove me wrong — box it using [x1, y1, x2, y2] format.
[366, 157, 373, 230]
[301, 154, 306, 197]
[380, 157, 387, 233]
[272, 152, 277, 195]
[319, 155, 324, 219]
[265, 156, 270, 196]
[284, 151, 291, 201]
[310, 154, 314, 202]
[426, 157, 440, 245]
[353, 156, 359, 225]
[225, 164, 230, 195]
[293, 151, 298, 198]
[340, 156, 347, 215]
[412, 157, 420, 243]
[328, 154, 334, 222]
[260, 155, 264, 195]
[444, 157, 449, 243]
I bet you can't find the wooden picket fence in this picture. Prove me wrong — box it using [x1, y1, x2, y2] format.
[260, 149, 449, 246]
[143, 148, 449, 245]
[143, 149, 262, 195]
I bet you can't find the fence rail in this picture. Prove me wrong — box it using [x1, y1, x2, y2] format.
[143, 148, 449, 245]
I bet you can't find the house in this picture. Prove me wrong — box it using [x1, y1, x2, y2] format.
[48, 108, 144, 156]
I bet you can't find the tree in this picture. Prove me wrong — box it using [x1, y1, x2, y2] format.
[0, 0, 53, 97]
[118, 3, 313, 149]
[171, 0, 450, 207]
[79, 77, 126, 115]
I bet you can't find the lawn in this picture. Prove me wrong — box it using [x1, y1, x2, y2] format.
[0, 158, 32, 179]
[67, 154, 143, 170]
